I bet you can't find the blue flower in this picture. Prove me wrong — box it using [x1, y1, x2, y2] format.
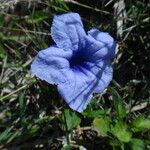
[31, 13, 116, 112]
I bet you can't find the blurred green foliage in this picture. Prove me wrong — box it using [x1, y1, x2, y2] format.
[0, 0, 149, 149]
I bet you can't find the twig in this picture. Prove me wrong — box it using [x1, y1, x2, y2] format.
[0, 26, 51, 36]
[0, 56, 7, 84]
[0, 84, 28, 101]
[125, 102, 149, 114]
[130, 102, 149, 113]
[64, 0, 112, 15]
[114, 0, 127, 39]
[76, 126, 92, 135]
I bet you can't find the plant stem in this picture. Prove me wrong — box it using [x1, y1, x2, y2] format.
[63, 110, 70, 146]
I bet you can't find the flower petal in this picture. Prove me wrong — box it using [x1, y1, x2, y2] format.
[31, 46, 72, 84]
[57, 59, 112, 112]
[57, 67, 96, 112]
[88, 29, 115, 44]
[51, 13, 86, 51]
[83, 60, 113, 93]
[83, 29, 116, 62]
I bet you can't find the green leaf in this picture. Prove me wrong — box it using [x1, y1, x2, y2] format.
[6, 130, 21, 143]
[111, 88, 126, 118]
[51, 0, 70, 12]
[26, 11, 49, 24]
[82, 109, 106, 118]
[111, 121, 132, 143]
[109, 139, 121, 148]
[61, 145, 71, 150]
[0, 127, 13, 143]
[0, 32, 34, 42]
[19, 92, 26, 121]
[61, 109, 81, 131]
[129, 138, 145, 150]
[131, 115, 150, 131]
[93, 117, 110, 136]
[0, 44, 6, 59]
[29, 125, 40, 135]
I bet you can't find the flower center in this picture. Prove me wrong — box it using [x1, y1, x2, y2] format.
[70, 53, 85, 67]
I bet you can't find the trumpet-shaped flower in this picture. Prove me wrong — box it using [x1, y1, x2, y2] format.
[31, 13, 116, 112]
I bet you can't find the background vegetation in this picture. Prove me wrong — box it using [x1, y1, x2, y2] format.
[0, 0, 149, 149]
